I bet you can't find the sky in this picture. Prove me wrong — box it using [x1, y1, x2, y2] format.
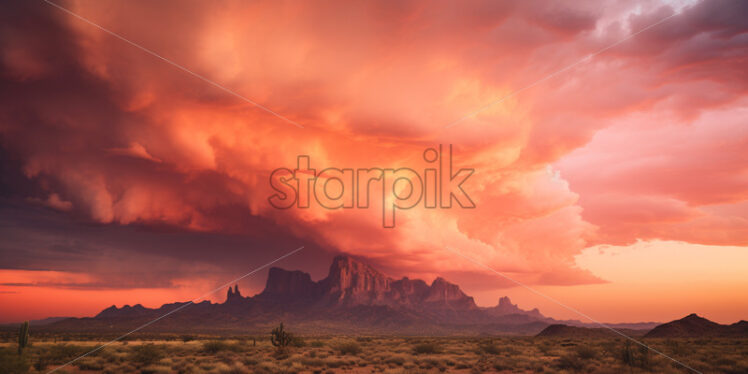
[0, 0, 746, 324]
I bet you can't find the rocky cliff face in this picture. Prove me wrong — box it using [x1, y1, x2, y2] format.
[259, 268, 318, 301]
[423, 277, 478, 309]
[64, 254, 556, 334]
[318, 255, 392, 306]
[389, 277, 430, 306]
[258, 255, 479, 310]
[225, 284, 245, 304]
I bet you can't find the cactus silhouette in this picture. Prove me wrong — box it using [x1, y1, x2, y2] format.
[18, 321, 29, 355]
[270, 322, 292, 350]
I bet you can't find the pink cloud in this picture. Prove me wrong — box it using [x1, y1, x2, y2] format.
[0, 0, 746, 293]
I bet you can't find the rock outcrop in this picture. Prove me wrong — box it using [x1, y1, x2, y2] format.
[47, 254, 602, 335]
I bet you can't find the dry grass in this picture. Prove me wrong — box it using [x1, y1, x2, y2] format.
[0, 335, 745, 373]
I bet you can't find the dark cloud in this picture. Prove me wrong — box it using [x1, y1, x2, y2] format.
[0, 199, 330, 292]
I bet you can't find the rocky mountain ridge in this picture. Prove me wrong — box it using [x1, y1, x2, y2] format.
[44, 255, 657, 335]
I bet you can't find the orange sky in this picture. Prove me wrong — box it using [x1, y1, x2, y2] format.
[0, 0, 747, 324]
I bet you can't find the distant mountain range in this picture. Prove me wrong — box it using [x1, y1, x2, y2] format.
[536, 324, 647, 338]
[538, 313, 748, 338]
[43, 255, 660, 335]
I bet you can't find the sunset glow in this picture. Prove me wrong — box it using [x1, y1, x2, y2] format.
[1, 0, 747, 326]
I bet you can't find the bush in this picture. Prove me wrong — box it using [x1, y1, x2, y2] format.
[203, 340, 231, 354]
[385, 354, 407, 366]
[575, 344, 597, 360]
[0, 348, 30, 374]
[129, 344, 163, 366]
[556, 353, 584, 371]
[38, 344, 89, 364]
[291, 335, 306, 347]
[77, 357, 105, 370]
[413, 342, 441, 355]
[478, 341, 501, 355]
[180, 335, 195, 343]
[335, 342, 362, 355]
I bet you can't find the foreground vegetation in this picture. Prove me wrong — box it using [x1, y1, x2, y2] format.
[0, 333, 746, 373]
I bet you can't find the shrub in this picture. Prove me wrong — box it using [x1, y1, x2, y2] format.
[203, 340, 230, 354]
[37, 344, 89, 364]
[478, 341, 501, 355]
[384, 354, 407, 366]
[575, 344, 597, 360]
[129, 344, 163, 366]
[413, 342, 441, 355]
[140, 365, 172, 374]
[335, 342, 362, 356]
[556, 353, 584, 371]
[291, 335, 306, 347]
[77, 357, 105, 371]
[181, 335, 195, 343]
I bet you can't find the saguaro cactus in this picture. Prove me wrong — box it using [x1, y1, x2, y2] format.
[270, 322, 292, 350]
[18, 321, 29, 355]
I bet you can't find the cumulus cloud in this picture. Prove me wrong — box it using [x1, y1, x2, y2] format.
[0, 0, 746, 295]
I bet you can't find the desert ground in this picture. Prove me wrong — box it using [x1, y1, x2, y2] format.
[1, 333, 746, 374]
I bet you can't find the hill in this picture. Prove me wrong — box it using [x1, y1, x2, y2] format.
[644, 314, 748, 338]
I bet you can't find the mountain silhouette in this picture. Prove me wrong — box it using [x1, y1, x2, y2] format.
[644, 314, 748, 338]
[44, 255, 657, 335]
[537, 314, 748, 338]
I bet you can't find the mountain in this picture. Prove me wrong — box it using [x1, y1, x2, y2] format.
[40, 255, 651, 335]
[537, 314, 748, 339]
[644, 314, 748, 338]
[485, 296, 543, 318]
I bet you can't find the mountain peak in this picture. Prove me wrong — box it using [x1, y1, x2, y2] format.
[320, 254, 391, 305]
[328, 255, 376, 274]
[431, 276, 448, 286]
[484, 295, 545, 319]
[644, 313, 739, 338]
[332, 254, 353, 262]
[326, 254, 388, 284]
[424, 276, 476, 309]
[260, 267, 316, 300]
[225, 284, 244, 303]
[498, 296, 515, 308]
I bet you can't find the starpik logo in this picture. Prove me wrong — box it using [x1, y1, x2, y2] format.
[268, 145, 475, 227]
